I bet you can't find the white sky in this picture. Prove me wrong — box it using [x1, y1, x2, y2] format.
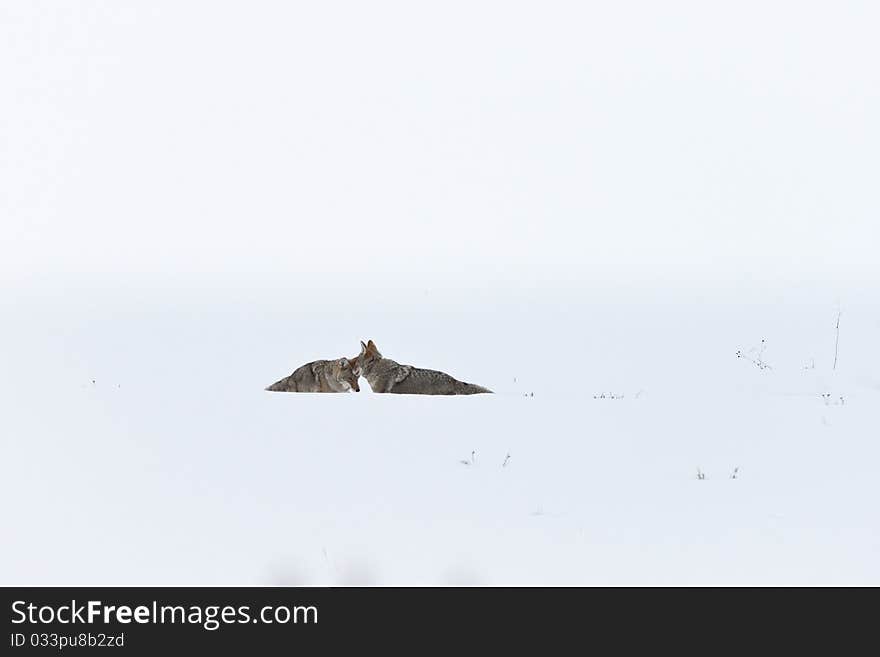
[2, 1, 878, 285]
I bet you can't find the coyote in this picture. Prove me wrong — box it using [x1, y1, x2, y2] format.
[265, 357, 360, 393]
[356, 340, 491, 395]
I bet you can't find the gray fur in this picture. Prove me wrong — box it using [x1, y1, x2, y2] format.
[357, 340, 492, 395]
[265, 358, 359, 393]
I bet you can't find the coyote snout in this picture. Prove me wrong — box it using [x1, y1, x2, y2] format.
[339, 357, 360, 392]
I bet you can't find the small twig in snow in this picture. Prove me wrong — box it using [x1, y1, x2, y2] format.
[833, 306, 842, 370]
[736, 338, 772, 370]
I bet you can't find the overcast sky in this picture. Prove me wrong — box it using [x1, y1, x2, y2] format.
[2, 1, 878, 287]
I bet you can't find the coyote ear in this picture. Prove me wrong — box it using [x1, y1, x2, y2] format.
[360, 341, 367, 354]
[367, 339, 376, 350]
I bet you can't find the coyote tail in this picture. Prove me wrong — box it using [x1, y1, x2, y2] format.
[265, 376, 292, 392]
[457, 382, 493, 395]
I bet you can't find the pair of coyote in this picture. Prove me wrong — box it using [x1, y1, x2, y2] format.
[265, 340, 492, 395]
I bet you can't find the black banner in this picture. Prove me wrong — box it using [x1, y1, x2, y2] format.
[0, 586, 868, 653]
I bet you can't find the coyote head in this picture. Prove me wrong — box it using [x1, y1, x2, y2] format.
[348, 351, 363, 377]
[357, 339, 382, 374]
[332, 357, 360, 392]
